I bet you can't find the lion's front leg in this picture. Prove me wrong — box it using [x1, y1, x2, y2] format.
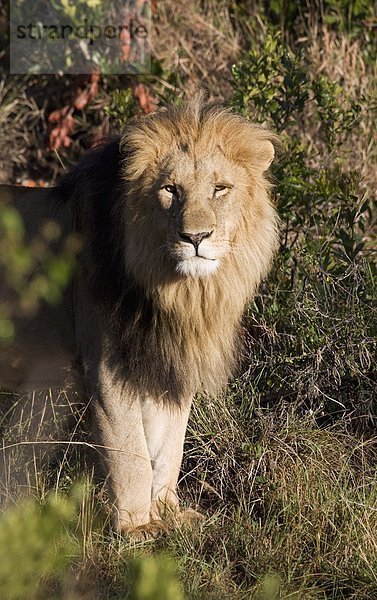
[141, 398, 192, 521]
[91, 386, 153, 533]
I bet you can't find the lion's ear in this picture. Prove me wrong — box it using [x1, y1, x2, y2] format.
[233, 123, 278, 174]
[256, 139, 275, 172]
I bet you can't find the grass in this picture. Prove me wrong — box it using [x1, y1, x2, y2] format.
[0, 390, 375, 599]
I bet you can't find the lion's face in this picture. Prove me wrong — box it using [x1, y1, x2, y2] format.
[155, 149, 249, 278]
[122, 99, 276, 283]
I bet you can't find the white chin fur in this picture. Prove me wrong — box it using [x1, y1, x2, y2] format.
[176, 257, 219, 277]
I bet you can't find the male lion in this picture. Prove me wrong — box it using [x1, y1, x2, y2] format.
[0, 97, 278, 535]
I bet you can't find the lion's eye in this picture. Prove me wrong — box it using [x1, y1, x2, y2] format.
[164, 185, 177, 195]
[214, 185, 229, 196]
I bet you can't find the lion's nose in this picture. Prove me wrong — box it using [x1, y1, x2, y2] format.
[178, 230, 213, 252]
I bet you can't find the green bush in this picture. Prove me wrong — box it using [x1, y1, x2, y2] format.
[0, 490, 79, 600]
[232, 31, 375, 427]
[0, 201, 79, 342]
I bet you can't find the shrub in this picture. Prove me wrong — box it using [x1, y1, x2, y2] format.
[231, 31, 376, 429]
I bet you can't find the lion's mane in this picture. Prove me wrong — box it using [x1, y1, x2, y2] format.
[59, 98, 279, 403]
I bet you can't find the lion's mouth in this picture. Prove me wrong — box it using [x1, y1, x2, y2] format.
[175, 256, 220, 277]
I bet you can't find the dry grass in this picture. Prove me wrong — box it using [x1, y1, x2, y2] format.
[1, 390, 375, 599]
[306, 24, 377, 199]
[151, 0, 239, 97]
[0, 81, 43, 184]
[173, 395, 377, 599]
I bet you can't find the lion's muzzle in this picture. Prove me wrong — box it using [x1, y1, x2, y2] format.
[178, 230, 213, 255]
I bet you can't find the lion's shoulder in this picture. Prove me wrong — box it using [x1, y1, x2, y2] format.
[57, 136, 130, 306]
[58, 136, 122, 201]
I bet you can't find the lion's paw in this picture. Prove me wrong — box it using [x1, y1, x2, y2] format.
[168, 507, 205, 528]
[122, 519, 168, 541]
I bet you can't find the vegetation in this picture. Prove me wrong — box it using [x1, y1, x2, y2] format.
[0, 1, 376, 598]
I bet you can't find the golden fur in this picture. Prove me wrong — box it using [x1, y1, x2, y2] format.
[112, 97, 279, 400]
[0, 96, 279, 533]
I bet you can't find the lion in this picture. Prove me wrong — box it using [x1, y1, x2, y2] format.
[0, 96, 279, 536]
